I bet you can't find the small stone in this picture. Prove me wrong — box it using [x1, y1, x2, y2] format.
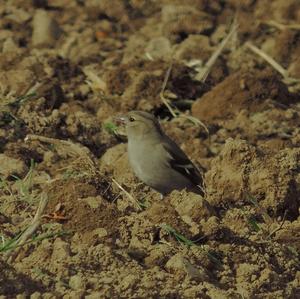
[0, 154, 27, 179]
[91, 227, 108, 239]
[51, 238, 70, 263]
[62, 290, 84, 299]
[30, 292, 41, 299]
[32, 9, 62, 47]
[85, 292, 103, 299]
[165, 254, 208, 282]
[81, 196, 102, 209]
[120, 274, 138, 290]
[2, 37, 19, 53]
[69, 274, 86, 290]
[145, 37, 172, 60]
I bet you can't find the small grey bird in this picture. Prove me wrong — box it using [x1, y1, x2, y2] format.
[117, 111, 204, 197]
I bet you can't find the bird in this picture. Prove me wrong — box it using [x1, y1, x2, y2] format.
[117, 111, 204, 197]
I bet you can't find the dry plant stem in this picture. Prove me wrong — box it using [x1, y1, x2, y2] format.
[111, 178, 142, 211]
[27, 133, 94, 163]
[25, 135, 99, 180]
[160, 61, 177, 118]
[196, 18, 239, 82]
[5, 192, 49, 261]
[263, 20, 300, 31]
[15, 192, 48, 246]
[25, 134, 92, 158]
[59, 35, 78, 58]
[266, 210, 287, 240]
[26, 82, 42, 95]
[245, 42, 288, 78]
[160, 64, 209, 134]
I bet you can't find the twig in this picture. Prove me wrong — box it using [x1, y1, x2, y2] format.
[111, 178, 142, 211]
[195, 18, 239, 82]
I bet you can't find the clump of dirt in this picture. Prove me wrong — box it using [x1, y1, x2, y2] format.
[191, 68, 294, 123]
[0, 1, 300, 298]
[206, 138, 300, 219]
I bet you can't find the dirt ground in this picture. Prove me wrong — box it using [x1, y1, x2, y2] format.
[0, 0, 300, 298]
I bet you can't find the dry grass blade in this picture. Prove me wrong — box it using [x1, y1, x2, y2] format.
[160, 61, 177, 118]
[159, 19, 237, 134]
[246, 192, 273, 226]
[13, 192, 48, 246]
[59, 35, 78, 58]
[266, 210, 287, 240]
[179, 115, 209, 135]
[195, 18, 239, 82]
[246, 42, 287, 78]
[160, 63, 209, 134]
[25, 134, 98, 179]
[246, 42, 300, 88]
[5, 192, 49, 260]
[26, 133, 94, 160]
[262, 20, 300, 31]
[111, 178, 142, 211]
[83, 67, 107, 95]
[26, 82, 42, 96]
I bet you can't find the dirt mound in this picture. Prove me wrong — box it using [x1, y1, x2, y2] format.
[192, 68, 294, 123]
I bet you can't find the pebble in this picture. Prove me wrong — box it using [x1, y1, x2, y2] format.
[85, 292, 103, 299]
[69, 274, 86, 290]
[30, 292, 41, 299]
[32, 9, 62, 47]
[0, 154, 27, 179]
[145, 37, 172, 60]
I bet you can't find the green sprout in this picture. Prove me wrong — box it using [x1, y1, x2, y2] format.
[161, 224, 222, 266]
[103, 122, 118, 135]
[0, 230, 70, 253]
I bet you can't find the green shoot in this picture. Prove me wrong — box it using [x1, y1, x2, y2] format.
[241, 206, 261, 232]
[245, 192, 273, 225]
[248, 215, 261, 232]
[103, 122, 118, 135]
[137, 197, 150, 209]
[9, 93, 37, 107]
[0, 230, 70, 253]
[162, 224, 195, 246]
[161, 224, 222, 266]
[0, 230, 25, 252]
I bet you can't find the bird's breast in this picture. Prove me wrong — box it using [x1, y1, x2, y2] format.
[128, 141, 162, 180]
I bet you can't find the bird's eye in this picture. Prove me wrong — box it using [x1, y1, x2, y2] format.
[129, 116, 135, 122]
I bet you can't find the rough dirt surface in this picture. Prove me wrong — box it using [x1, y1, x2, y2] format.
[0, 0, 300, 298]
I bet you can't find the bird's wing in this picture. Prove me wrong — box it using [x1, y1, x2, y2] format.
[161, 135, 203, 186]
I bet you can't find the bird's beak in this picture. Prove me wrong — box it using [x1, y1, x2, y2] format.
[114, 115, 127, 126]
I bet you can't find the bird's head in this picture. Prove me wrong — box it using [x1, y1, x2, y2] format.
[116, 111, 162, 140]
